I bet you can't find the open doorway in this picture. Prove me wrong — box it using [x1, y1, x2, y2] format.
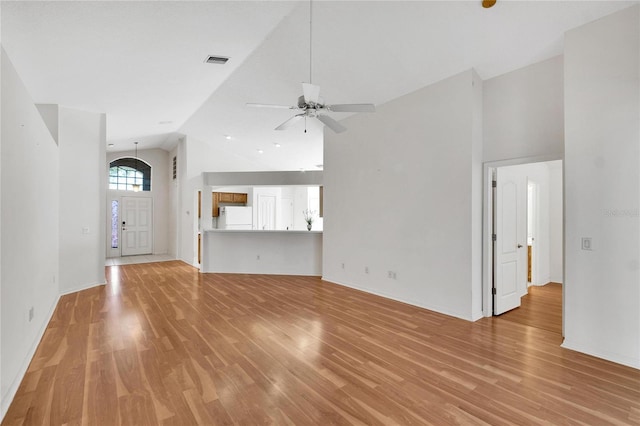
[484, 158, 563, 334]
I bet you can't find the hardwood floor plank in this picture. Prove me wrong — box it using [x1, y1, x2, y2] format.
[498, 282, 563, 334]
[2, 261, 639, 425]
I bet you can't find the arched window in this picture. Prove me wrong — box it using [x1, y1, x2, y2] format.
[109, 158, 151, 191]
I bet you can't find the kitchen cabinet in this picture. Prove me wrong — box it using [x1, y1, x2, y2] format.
[218, 192, 234, 203]
[212, 192, 248, 217]
[233, 193, 248, 204]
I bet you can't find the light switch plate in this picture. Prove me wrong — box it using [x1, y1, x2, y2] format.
[581, 237, 593, 251]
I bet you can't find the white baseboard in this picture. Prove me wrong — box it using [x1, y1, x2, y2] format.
[321, 275, 474, 322]
[1, 294, 60, 421]
[59, 280, 106, 296]
[562, 339, 639, 370]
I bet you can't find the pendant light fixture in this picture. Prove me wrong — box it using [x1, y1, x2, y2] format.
[132, 141, 141, 192]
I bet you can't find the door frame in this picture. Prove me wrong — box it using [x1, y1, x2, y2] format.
[482, 154, 564, 330]
[527, 180, 540, 288]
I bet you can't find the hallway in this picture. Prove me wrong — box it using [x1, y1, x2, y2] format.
[498, 283, 563, 335]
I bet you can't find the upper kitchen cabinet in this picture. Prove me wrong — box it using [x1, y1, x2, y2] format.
[233, 193, 248, 204]
[218, 192, 234, 203]
[212, 192, 248, 217]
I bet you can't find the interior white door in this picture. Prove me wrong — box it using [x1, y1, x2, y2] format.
[257, 195, 276, 230]
[281, 197, 294, 230]
[494, 167, 527, 315]
[121, 196, 153, 256]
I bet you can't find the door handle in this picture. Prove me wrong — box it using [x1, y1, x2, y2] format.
[517, 244, 523, 248]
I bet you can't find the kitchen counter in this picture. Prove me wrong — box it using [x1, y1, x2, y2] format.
[201, 229, 322, 275]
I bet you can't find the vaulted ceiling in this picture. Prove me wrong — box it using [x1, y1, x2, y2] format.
[2, 1, 635, 171]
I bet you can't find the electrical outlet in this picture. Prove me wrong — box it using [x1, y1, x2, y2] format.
[341, 263, 345, 269]
[28, 307, 34, 322]
[365, 266, 369, 274]
[388, 271, 397, 279]
[256, 255, 261, 260]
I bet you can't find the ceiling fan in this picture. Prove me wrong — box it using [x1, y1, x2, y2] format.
[247, 84, 375, 134]
[247, 0, 375, 133]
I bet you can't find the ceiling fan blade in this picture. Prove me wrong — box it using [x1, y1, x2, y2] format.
[275, 114, 304, 131]
[326, 103, 376, 113]
[316, 114, 347, 133]
[302, 83, 321, 105]
[247, 103, 296, 109]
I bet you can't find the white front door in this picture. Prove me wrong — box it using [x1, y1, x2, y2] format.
[121, 196, 153, 256]
[257, 195, 276, 230]
[494, 167, 527, 315]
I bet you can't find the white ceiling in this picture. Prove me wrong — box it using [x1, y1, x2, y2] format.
[2, 1, 635, 171]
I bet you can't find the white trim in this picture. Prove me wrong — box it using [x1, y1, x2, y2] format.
[59, 281, 105, 297]
[322, 276, 475, 322]
[562, 339, 640, 370]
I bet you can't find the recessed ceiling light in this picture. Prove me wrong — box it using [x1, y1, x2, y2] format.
[274, 143, 281, 148]
[257, 149, 264, 154]
[107, 143, 115, 147]
[225, 135, 232, 140]
[158, 120, 173, 125]
[205, 55, 229, 65]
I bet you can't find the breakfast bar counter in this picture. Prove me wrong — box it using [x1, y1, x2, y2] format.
[201, 229, 322, 275]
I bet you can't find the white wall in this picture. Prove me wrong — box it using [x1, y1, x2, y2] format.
[0, 32, 3, 423]
[323, 70, 483, 321]
[1, 49, 60, 418]
[177, 136, 200, 266]
[106, 148, 170, 257]
[548, 161, 563, 283]
[58, 106, 106, 294]
[35, 104, 59, 145]
[484, 55, 564, 162]
[564, 6, 639, 369]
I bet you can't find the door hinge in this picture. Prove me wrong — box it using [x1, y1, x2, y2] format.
[492, 234, 496, 242]
[492, 288, 497, 295]
[492, 180, 497, 188]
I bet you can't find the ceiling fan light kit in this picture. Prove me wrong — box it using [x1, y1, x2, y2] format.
[247, 0, 375, 133]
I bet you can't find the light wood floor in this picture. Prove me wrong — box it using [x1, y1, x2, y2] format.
[3, 262, 639, 425]
[497, 283, 563, 335]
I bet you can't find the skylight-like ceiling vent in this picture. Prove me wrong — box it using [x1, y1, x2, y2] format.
[205, 55, 229, 65]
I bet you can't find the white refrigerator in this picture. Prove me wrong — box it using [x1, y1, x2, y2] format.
[218, 206, 253, 230]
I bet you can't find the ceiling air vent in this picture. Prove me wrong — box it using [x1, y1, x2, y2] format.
[204, 55, 229, 65]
